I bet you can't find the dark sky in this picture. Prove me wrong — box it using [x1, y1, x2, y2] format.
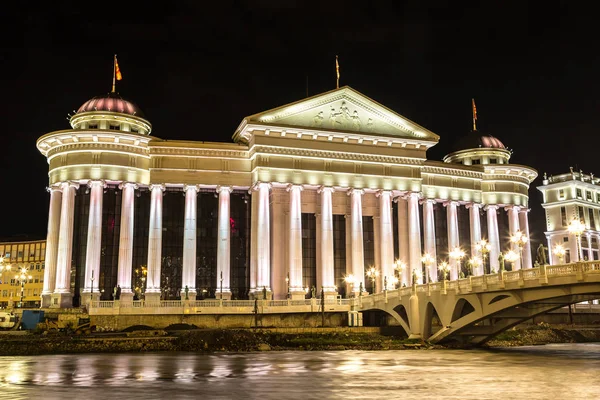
[2, 1, 599, 248]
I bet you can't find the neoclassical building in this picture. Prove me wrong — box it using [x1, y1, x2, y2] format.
[37, 86, 537, 308]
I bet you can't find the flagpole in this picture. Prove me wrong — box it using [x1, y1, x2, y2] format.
[472, 98, 477, 131]
[336, 55, 339, 89]
[112, 54, 117, 93]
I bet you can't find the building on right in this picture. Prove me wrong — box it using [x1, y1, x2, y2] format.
[538, 168, 600, 264]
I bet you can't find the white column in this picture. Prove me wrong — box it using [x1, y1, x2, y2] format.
[408, 192, 422, 284]
[486, 205, 500, 272]
[467, 203, 483, 275]
[250, 187, 259, 292]
[116, 182, 137, 299]
[288, 184, 304, 298]
[319, 186, 336, 295]
[519, 208, 533, 268]
[422, 199, 438, 282]
[256, 182, 271, 296]
[378, 190, 394, 289]
[83, 180, 105, 300]
[145, 184, 165, 301]
[181, 185, 199, 300]
[506, 205, 522, 270]
[547, 235, 554, 265]
[445, 201, 460, 280]
[216, 186, 232, 299]
[41, 184, 62, 308]
[271, 189, 286, 299]
[350, 189, 365, 294]
[397, 196, 410, 286]
[53, 181, 79, 308]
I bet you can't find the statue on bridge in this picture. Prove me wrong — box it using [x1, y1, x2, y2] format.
[498, 253, 505, 272]
[536, 243, 548, 266]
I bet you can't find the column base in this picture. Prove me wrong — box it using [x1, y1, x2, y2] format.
[179, 289, 197, 301]
[41, 294, 52, 308]
[215, 291, 232, 300]
[144, 292, 161, 304]
[290, 291, 307, 300]
[408, 333, 422, 340]
[80, 292, 101, 306]
[323, 290, 338, 301]
[250, 289, 272, 300]
[50, 292, 73, 308]
[119, 292, 134, 305]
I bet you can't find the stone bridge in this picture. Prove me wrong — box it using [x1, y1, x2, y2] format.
[357, 261, 600, 344]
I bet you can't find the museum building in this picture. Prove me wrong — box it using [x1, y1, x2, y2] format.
[36, 86, 537, 308]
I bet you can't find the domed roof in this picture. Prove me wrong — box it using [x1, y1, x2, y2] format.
[449, 130, 507, 153]
[76, 92, 145, 118]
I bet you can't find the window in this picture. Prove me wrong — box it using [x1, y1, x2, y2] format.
[109, 124, 120, 130]
[1, 290, 6, 297]
[472, 159, 481, 165]
[597, 193, 600, 202]
[559, 189, 565, 199]
[577, 188, 582, 198]
[489, 158, 497, 164]
[560, 206, 567, 227]
[587, 191, 593, 201]
[578, 206, 585, 221]
[589, 208, 596, 230]
[88, 123, 98, 129]
[563, 236, 569, 242]
[131, 127, 139, 133]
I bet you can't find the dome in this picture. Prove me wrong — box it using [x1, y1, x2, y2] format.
[76, 92, 145, 118]
[449, 130, 506, 152]
[479, 135, 505, 149]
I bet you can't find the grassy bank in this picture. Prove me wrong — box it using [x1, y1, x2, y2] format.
[485, 323, 600, 347]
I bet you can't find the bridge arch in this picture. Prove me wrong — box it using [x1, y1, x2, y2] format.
[423, 302, 443, 339]
[451, 298, 476, 323]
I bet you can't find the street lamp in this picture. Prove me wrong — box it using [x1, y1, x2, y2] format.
[438, 261, 450, 281]
[553, 244, 566, 264]
[474, 239, 492, 274]
[16, 267, 32, 308]
[366, 266, 379, 294]
[394, 259, 406, 287]
[421, 253, 434, 283]
[504, 250, 519, 270]
[344, 274, 355, 297]
[390, 275, 399, 289]
[449, 247, 466, 279]
[568, 218, 586, 261]
[510, 230, 529, 265]
[467, 256, 482, 277]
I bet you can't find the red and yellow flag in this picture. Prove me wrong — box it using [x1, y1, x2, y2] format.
[115, 56, 123, 81]
[472, 98, 477, 121]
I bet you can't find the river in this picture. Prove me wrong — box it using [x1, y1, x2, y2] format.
[0, 344, 599, 399]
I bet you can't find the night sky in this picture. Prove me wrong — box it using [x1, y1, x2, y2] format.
[3, 2, 599, 248]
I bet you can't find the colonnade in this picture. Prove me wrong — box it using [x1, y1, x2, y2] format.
[41, 180, 533, 307]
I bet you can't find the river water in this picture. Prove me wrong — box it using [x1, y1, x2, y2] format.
[0, 343, 599, 399]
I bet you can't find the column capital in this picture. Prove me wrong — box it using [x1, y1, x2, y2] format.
[504, 204, 521, 212]
[464, 202, 481, 210]
[250, 181, 271, 192]
[318, 186, 335, 194]
[518, 207, 531, 214]
[407, 191, 422, 200]
[375, 189, 392, 198]
[347, 188, 364, 196]
[484, 204, 499, 211]
[216, 185, 233, 194]
[118, 181, 139, 190]
[62, 181, 80, 190]
[46, 183, 63, 193]
[149, 183, 166, 192]
[183, 184, 200, 193]
[419, 198, 437, 205]
[442, 200, 460, 207]
[286, 184, 304, 192]
[87, 179, 107, 189]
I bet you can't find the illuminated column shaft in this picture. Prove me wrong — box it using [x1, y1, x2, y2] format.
[250, 188, 259, 291]
[320, 187, 336, 292]
[83, 180, 104, 293]
[468, 203, 483, 275]
[397, 196, 410, 286]
[256, 183, 271, 291]
[547, 235, 554, 265]
[486, 205, 500, 271]
[379, 191, 394, 289]
[288, 185, 304, 293]
[182, 185, 199, 296]
[117, 182, 137, 294]
[408, 193, 422, 284]
[422, 199, 438, 282]
[55, 181, 79, 294]
[146, 184, 165, 294]
[519, 209, 533, 269]
[350, 189, 365, 293]
[216, 186, 232, 297]
[507, 205, 522, 270]
[41, 185, 62, 305]
[446, 201, 460, 280]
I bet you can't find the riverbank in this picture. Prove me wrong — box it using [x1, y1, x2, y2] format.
[1, 324, 599, 355]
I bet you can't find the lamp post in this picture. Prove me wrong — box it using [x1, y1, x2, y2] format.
[366, 266, 379, 294]
[219, 270, 223, 300]
[390, 275, 399, 289]
[568, 218, 586, 261]
[421, 253, 434, 283]
[474, 239, 492, 274]
[90, 269, 95, 296]
[467, 256, 482, 277]
[16, 267, 32, 308]
[438, 261, 450, 281]
[553, 244, 566, 264]
[285, 272, 290, 299]
[510, 230, 529, 266]
[394, 259, 406, 287]
[449, 247, 466, 279]
[344, 274, 355, 298]
[504, 250, 519, 270]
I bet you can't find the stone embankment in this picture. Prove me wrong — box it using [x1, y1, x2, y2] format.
[485, 323, 600, 347]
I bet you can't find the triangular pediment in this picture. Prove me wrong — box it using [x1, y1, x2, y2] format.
[238, 86, 439, 141]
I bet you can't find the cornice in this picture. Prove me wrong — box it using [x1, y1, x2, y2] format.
[150, 147, 248, 158]
[46, 142, 150, 159]
[422, 165, 482, 179]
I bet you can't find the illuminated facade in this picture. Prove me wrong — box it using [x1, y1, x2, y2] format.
[538, 169, 600, 264]
[0, 239, 46, 308]
[37, 86, 537, 308]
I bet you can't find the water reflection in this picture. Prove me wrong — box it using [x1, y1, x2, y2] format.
[0, 344, 599, 399]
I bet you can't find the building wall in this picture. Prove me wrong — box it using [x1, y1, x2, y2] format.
[0, 240, 46, 307]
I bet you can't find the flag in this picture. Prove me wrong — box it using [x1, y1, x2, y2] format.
[115, 56, 122, 81]
[336, 55, 340, 81]
[472, 98, 477, 121]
